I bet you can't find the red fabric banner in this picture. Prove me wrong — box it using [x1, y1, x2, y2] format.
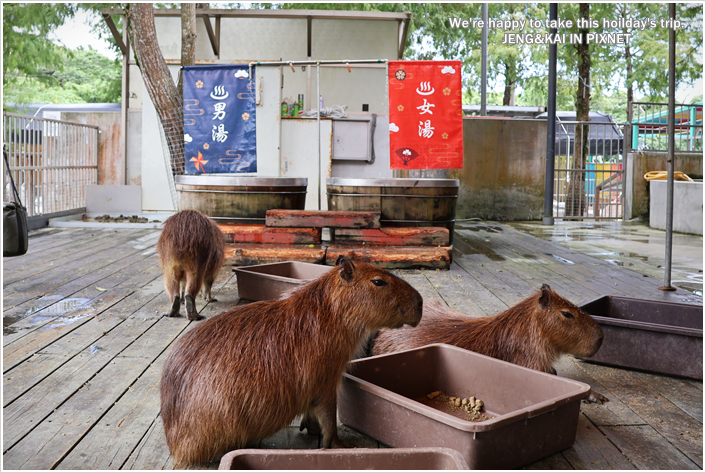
[388, 60, 464, 170]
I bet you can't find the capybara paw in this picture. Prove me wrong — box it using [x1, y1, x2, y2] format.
[205, 297, 218, 303]
[583, 390, 609, 404]
[162, 311, 180, 317]
[188, 313, 205, 321]
[299, 416, 322, 436]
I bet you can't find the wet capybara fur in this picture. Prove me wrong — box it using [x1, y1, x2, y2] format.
[373, 284, 604, 374]
[157, 210, 224, 321]
[160, 256, 423, 468]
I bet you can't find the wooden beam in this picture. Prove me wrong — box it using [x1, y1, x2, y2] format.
[398, 17, 410, 59]
[224, 243, 326, 266]
[201, 13, 219, 56]
[102, 14, 127, 56]
[218, 224, 321, 245]
[326, 246, 452, 270]
[101, 8, 409, 21]
[334, 227, 450, 247]
[307, 15, 312, 58]
[266, 210, 381, 229]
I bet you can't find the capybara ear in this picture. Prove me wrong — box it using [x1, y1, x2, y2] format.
[539, 284, 552, 307]
[337, 256, 355, 282]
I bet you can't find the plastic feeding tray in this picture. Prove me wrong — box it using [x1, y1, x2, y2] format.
[578, 295, 703, 379]
[338, 344, 590, 469]
[218, 447, 469, 470]
[234, 261, 331, 301]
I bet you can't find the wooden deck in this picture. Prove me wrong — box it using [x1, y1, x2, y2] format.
[2, 223, 702, 470]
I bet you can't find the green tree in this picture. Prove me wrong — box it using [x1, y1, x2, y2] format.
[609, 3, 703, 119]
[57, 46, 122, 103]
[4, 46, 122, 105]
[3, 3, 77, 108]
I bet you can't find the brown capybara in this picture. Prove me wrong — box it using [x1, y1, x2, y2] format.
[373, 284, 604, 375]
[157, 210, 225, 321]
[160, 256, 423, 468]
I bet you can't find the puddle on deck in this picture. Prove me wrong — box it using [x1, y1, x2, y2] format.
[4, 297, 94, 335]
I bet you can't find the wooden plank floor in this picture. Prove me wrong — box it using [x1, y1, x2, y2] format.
[2, 223, 702, 470]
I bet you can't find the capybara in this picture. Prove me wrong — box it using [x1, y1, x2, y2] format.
[157, 209, 225, 321]
[373, 284, 604, 374]
[160, 256, 423, 468]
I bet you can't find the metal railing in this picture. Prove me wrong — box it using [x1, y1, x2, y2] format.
[3, 112, 99, 218]
[631, 101, 703, 152]
[552, 120, 625, 220]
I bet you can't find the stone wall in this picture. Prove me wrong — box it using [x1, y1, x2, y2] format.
[448, 118, 547, 221]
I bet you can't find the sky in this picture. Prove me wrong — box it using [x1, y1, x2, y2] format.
[49, 9, 119, 60]
[49, 8, 703, 104]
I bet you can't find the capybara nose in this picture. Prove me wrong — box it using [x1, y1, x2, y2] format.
[408, 299, 423, 327]
[594, 334, 604, 352]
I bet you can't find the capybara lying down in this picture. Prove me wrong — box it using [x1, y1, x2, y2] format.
[157, 209, 224, 321]
[160, 256, 423, 468]
[373, 284, 604, 375]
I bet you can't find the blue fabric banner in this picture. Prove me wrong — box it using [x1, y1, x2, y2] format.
[183, 65, 257, 173]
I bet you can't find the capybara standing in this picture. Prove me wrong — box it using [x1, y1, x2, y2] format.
[373, 284, 604, 375]
[160, 256, 423, 468]
[157, 210, 225, 321]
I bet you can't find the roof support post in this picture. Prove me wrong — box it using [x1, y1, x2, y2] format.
[202, 12, 219, 56]
[659, 3, 677, 292]
[102, 13, 128, 55]
[543, 3, 558, 225]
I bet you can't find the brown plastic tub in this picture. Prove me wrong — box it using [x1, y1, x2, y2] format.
[339, 344, 590, 469]
[234, 261, 331, 301]
[579, 295, 703, 379]
[218, 447, 469, 470]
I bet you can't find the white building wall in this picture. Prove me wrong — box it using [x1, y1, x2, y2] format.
[131, 14, 399, 212]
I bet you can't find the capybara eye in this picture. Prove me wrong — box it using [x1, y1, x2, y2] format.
[371, 279, 388, 287]
[561, 311, 574, 319]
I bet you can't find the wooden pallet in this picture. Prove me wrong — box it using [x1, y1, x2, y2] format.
[222, 211, 451, 269]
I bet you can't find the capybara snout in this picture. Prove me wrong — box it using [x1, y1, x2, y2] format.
[157, 210, 225, 321]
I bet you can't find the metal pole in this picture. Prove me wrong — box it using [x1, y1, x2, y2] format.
[543, 3, 558, 225]
[660, 3, 677, 291]
[480, 4, 488, 116]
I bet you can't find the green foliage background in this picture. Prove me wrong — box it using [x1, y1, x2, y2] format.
[3, 4, 122, 110]
[3, 2, 703, 121]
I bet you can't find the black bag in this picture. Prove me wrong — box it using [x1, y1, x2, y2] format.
[3, 148, 28, 257]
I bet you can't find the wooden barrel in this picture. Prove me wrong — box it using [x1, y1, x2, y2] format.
[326, 178, 459, 241]
[176, 175, 307, 224]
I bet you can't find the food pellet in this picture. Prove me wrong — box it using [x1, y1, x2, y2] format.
[419, 390, 494, 423]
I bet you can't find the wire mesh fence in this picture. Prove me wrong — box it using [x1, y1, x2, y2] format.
[156, 108, 185, 210]
[3, 112, 99, 218]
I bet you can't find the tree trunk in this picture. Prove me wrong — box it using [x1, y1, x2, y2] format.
[566, 3, 591, 218]
[126, 3, 183, 176]
[177, 3, 197, 97]
[503, 60, 516, 106]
